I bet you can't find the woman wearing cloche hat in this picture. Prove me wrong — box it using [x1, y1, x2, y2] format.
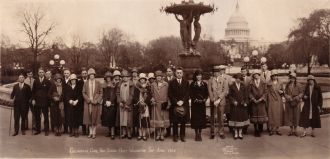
[267, 70, 285, 136]
[283, 71, 303, 137]
[150, 70, 170, 141]
[299, 75, 322, 137]
[49, 73, 64, 136]
[65, 74, 83, 137]
[132, 73, 151, 141]
[82, 68, 103, 139]
[101, 71, 117, 139]
[117, 69, 135, 139]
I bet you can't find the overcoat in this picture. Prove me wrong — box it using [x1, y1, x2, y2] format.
[299, 84, 322, 128]
[82, 79, 103, 125]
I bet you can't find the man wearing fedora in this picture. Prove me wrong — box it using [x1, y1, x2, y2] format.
[207, 65, 229, 139]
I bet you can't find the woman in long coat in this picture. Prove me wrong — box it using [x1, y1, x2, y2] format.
[299, 75, 322, 137]
[82, 68, 103, 139]
[267, 70, 284, 136]
[116, 69, 134, 139]
[133, 73, 152, 141]
[284, 72, 303, 137]
[228, 74, 249, 140]
[101, 71, 117, 139]
[150, 70, 170, 141]
[48, 73, 65, 136]
[189, 70, 208, 141]
[249, 70, 268, 137]
[65, 74, 82, 137]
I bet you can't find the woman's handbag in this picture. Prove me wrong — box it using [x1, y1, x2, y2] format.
[175, 105, 185, 118]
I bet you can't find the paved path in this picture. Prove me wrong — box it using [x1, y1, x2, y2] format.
[0, 106, 329, 159]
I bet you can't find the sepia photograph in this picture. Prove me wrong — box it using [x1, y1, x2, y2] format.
[0, 0, 329, 158]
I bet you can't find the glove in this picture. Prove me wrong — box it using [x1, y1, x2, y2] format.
[106, 101, 111, 107]
[73, 100, 78, 106]
[177, 100, 184, 106]
[214, 99, 221, 106]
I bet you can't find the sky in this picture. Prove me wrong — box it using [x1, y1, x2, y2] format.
[0, 0, 329, 47]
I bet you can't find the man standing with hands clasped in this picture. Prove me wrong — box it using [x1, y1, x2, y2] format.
[168, 67, 190, 142]
[208, 65, 229, 139]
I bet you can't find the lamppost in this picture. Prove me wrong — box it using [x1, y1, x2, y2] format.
[251, 50, 259, 69]
[260, 56, 267, 64]
[49, 54, 65, 72]
[243, 56, 250, 69]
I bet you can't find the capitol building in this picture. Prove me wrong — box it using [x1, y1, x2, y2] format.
[222, 1, 272, 60]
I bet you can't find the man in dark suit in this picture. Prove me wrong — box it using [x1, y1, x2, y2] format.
[168, 67, 190, 142]
[11, 74, 32, 136]
[32, 68, 52, 136]
[77, 68, 88, 135]
[62, 69, 71, 134]
[164, 67, 175, 138]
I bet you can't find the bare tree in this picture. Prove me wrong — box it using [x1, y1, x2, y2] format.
[69, 34, 83, 71]
[99, 28, 126, 68]
[19, 7, 56, 71]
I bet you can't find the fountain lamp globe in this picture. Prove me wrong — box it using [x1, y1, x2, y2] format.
[243, 56, 250, 63]
[54, 54, 60, 60]
[49, 60, 55, 66]
[252, 50, 258, 56]
[60, 60, 66, 65]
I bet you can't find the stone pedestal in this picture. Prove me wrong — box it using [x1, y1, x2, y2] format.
[179, 54, 201, 79]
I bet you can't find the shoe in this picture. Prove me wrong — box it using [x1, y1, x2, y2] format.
[22, 131, 26, 135]
[121, 134, 127, 139]
[137, 136, 142, 141]
[180, 137, 186, 142]
[88, 134, 93, 138]
[111, 135, 115, 140]
[164, 132, 170, 138]
[300, 133, 306, 138]
[238, 134, 243, 140]
[127, 135, 132, 140]
[33, 131, 41, 135]
[69, 133, 74, 137]
[293, 132, 298, 137]
[219, 134, 225, 139]
[155, 136, 160, 141]
[45, 132, 49, 136]
[12, 132, 18, 136]
[269, 131, 273, 136]
[210, 134, 215, 139]
[160, 136, 164, 141]
[276, 131, 282, 136]
[288, 132, 293, 136]
[173, 136, 178, 142]
[143, 136, 147, 141]
[311, 134, 315, 137]
[92, 134, 96, 139]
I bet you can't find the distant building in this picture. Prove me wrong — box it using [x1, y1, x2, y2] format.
[221, 1, 273, 61]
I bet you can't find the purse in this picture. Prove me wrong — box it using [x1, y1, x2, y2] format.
[161, 102, 168, 110]
[175, 105, 186, 118]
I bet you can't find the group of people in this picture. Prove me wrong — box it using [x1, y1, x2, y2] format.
[10, 64, 323, 142]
